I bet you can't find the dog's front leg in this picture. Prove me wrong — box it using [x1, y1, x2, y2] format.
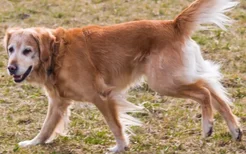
[18, 95, 70, 147]
[93, 95, 129, 152]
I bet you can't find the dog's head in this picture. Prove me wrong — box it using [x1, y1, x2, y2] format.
[4, 28, 55, 83]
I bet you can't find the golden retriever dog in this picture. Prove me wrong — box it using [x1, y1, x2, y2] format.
[4, 0, 242, 152]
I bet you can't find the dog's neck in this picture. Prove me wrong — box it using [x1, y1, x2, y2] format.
[27, 28, 67, 90]
[26, 43, 60, 87]
[47, 40, 60, 76]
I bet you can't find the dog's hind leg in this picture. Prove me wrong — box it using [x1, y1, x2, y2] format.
[176, 81, 214, 137]
[210, 92, 242, 141]
[190, 42, 242, 141]
[93, 93, 141, 152]
[180, 78, 242, 140]
[18, 94, 71, 147]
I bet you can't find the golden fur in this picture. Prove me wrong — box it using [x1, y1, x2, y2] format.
[4, 0, 242, 152]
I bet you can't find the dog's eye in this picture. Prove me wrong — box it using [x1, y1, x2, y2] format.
[8, 47, 14, 53]
[23, 48, 32, 55]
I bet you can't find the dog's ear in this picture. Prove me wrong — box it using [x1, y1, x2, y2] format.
[3, 28, 22, 51]
[3, 30, 11, 50]
[31, 28, 55, 63]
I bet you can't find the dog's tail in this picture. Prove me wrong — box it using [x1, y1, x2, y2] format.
[174, 0, 239, 36]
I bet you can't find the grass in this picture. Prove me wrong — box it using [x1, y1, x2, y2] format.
[0, 0, 245, 153]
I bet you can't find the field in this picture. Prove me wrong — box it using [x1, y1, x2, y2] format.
[0, 0, 245, 153]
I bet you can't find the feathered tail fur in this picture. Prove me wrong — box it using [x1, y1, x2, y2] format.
[174, 0, 239, 35]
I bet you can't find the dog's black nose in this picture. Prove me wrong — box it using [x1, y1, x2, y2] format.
[8, 65, 18, 74]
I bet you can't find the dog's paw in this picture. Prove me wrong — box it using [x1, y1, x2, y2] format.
[203, 121, 214, 138]
[204, 126, 213, 137]
[232, 128, 243, 141]
[18, 140, 39, 147]
[108, 145, 129, 153]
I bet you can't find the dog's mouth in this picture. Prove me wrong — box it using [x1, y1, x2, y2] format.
[13, 66, 33, 83]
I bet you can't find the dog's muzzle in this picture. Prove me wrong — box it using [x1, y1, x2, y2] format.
[11, 66, 33, 83]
